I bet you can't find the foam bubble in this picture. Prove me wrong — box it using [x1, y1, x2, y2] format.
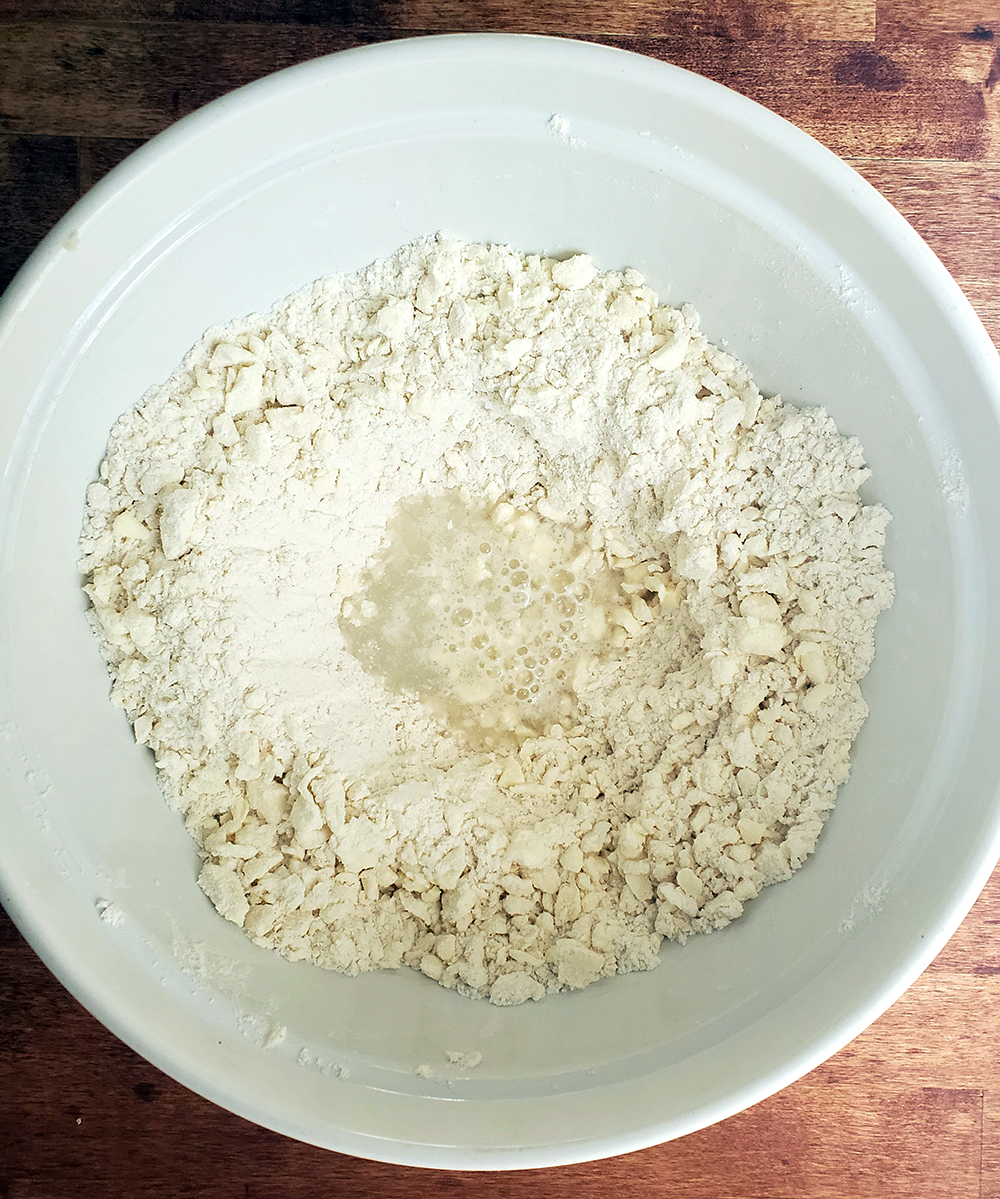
[340, 490, 644, 748]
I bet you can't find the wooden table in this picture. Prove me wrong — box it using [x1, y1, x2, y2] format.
[2, 2, 999, 1195]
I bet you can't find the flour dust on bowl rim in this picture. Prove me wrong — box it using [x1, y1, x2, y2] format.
[1, 33, 999, 1170]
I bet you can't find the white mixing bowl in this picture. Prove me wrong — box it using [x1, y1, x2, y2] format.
[2, 34, 999, 1170]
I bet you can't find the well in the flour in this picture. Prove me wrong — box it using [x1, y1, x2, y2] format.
[340, 489, 647, 749]
[79, 236, 893, 1006]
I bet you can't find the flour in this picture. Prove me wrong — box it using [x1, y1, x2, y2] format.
[95, 899, 124, 927]
[547, 114, 585, 149]
[446, 1050, 483, 1069]
[79, 237, 893, 1004]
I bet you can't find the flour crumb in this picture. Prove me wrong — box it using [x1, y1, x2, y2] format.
[96, 899, 124, 927]
[80, 236, 893, 1006]
[548, 113, 571, 142]
[547, 113, 585, 148]
[170, 923, 250, 997]
[861, 877, 890, 914]
[446, 1050, 482, 1069]
[940, 446, 970, 515]
[263, 1023, 287, 1049]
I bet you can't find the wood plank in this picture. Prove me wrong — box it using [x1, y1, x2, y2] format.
[877, 0, 998, 42]
[925, 865, 1000, 974]
[0, 0, 176, 15]
[0, 0, 877, 40]
[77, 134, 146, 190]
[807, 871, 1000, 1089]
[850, 158, 1000, 279]
[0, 133, 78, 291]
[372, 0, 875, 40]
[655, 1082, 983, 1199]
[844, 159, 1000, 348]
[814, 972, 1000, 1090]
[982, 1088, 1000, 1199]
[612, 37, 1000, 161]
[0, 22, 367, 139]
[2, 23, 997, 161]
[0, 135, 145, 291]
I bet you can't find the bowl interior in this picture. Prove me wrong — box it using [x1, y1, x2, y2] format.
[1, 35, 999, 1168]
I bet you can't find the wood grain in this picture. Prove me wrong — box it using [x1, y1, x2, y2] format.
[0, 22, 367, 138]
[2, 1, 1000, 1195]
[876, 0, 999, 42]
[605, 36, 1000, 161]
[372, 0, 876, 39]
[0, 134, 79, 287]
[852, 159, 1000, 275]
[0, 133, 146, 290]
[0, 0, 877, 39]
[2, 23, 998, 158]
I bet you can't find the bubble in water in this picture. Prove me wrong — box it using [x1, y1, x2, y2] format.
[340, 487, 631, 750]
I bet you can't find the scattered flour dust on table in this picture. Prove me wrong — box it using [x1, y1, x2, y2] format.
[79, 237, 893, 1006]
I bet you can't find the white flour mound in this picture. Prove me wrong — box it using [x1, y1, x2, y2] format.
[79, 237, 893, 1005]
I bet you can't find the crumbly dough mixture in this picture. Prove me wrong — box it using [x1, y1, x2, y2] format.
[79, 238, 893, 1004]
